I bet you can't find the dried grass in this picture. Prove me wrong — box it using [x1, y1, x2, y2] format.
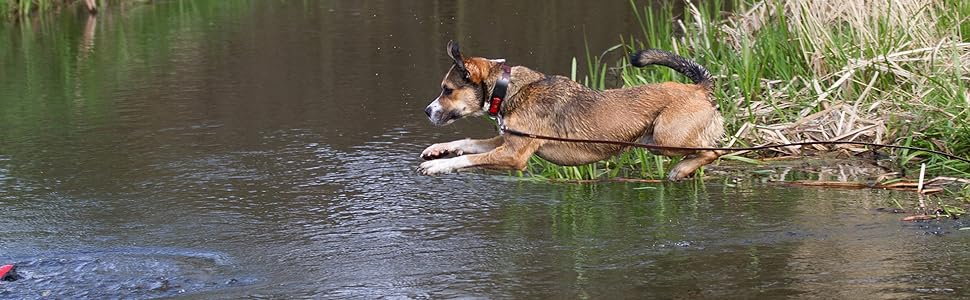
[719, 0, 969, 161]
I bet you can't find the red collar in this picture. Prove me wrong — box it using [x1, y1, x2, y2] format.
[486, 64, 511, 116]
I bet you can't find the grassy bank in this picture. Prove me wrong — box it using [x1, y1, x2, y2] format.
[523, 0, 970, 186]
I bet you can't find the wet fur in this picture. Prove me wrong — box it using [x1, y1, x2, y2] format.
[420, 41, 723, 180]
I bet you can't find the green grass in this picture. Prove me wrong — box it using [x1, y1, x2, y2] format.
[523, 0, 970, 183]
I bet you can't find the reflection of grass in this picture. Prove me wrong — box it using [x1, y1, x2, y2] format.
[524, 0, 970, 183]
[0, 1, 252, 175]
[538, 183, 715, 240]
[3, 0, 84, 20]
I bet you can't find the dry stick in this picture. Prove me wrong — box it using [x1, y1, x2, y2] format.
[786, 179, 945, 193]
[918, 163, 927, 211]
[918, 163, 927, 194]
[902, 215, 936, 222]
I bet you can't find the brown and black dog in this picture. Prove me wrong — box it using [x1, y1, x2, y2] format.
[419, 41, 723, 180]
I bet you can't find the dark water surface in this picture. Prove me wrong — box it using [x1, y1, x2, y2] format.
[1, 1, 969, 299]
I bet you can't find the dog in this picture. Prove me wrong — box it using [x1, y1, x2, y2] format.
[419, 41, 723, 180]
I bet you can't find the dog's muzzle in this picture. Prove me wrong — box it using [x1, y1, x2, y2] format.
[425, 99, 455, 126]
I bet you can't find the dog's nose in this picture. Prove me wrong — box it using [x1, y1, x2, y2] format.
[425, 106, 433, 117]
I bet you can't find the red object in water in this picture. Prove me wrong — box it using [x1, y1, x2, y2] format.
[0, 265, 13, 279]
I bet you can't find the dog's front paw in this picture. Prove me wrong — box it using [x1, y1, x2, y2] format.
[418, 159, 458, 175]
[421, 143, 463, 160]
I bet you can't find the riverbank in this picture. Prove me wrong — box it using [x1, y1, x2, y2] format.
[524, 0, 969, 212]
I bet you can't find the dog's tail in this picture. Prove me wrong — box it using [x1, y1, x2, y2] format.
[630, 49, 713, 91]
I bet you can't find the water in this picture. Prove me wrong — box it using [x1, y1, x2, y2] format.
[1, 1, 968, 298]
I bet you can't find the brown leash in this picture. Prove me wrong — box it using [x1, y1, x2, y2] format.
[499, 126, 970, 164]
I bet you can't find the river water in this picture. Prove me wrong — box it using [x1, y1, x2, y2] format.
[1, 1, 968, 299]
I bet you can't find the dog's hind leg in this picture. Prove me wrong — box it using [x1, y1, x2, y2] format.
[421, 136, 504, 160]
[667, 150, 720, 180]
[651, 105, 724, 180]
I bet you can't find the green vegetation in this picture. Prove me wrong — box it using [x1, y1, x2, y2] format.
[523, 0, 970, 184]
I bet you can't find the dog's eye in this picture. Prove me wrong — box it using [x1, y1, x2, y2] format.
[442, 87, 453, 96]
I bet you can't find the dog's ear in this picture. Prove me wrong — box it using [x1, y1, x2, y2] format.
[446, 40, 469, 78]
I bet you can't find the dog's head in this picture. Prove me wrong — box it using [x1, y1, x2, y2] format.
[425, 41, 504, 126]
